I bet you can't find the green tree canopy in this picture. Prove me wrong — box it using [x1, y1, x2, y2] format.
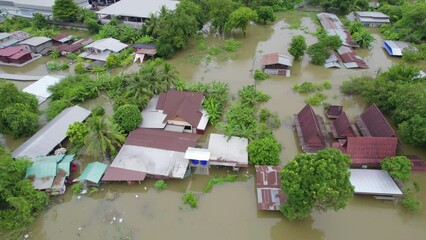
[209, 0, 236, 34]
[0, 146, 49, 230]
[247, 136, 281, 165]
[113, 104, 142, 132]
[280, 148, 354, 221]
[52, 0, 80, 22]
[225, 7, 258, 37]
[381, 156, 413, 182]
[32, 13, 49, 29]
[289, 35, 307, 60]
[66, 122, 89, 151]
[256, 6, 275, 24]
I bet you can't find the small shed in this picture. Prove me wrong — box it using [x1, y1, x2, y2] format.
[356, 104, 396, 137]
[324, 52, 341, 69]
[355, 11, 390, 27]
[207, 133, 249, 169]
[185, 147, 210, 175]
[19, 36, 53, 53]
[255, 166, 287, 211]
[22, 75, 63, 104]
[52, 33, 73, 44]
[383, 41, 411, 57]
[325, 105, 343, 119]
[294, 104, 330, 153]
[79, 162, 108, 186]
[261, 53, 293, 76]
[0, 31, 30, 48]
[349, 169, 403, 198]
[337, 46, 368, 69]
[133, 43, 157, 63]
[0, 46, 33, 65]
[330, 112, 359, 139]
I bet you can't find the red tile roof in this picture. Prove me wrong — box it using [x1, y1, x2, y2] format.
[125, 128, 200, 152]
[338, 137, 397, 166]
[0, 46, 25, 57]
[102, 166, 147, 181]
[357, 104, 396, 137]
[255, 166, 287, 211]
[330, 112, 358, 138]
[156, 90, 204, 128]
[294, 104, 330, 153]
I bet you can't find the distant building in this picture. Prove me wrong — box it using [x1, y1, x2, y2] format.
[261, 53, 293, 76]
[337, 46, 368, 69]
[0, 45, 33, 65]
[132, 43, 156, 63]
[255, 166, 287, 211]
[0, 31, 30, 48]
[330, 112, 359, 139]
[333, 137, 397, 168]
[52, 33, 73, 45]
[78, 37, 127, 62]
[18, 36, 52, 53]
[0, 0, 89, 18]
[294, 104, 330, 153]
[96, 0, 178, 29]
[356, 104, 396, 137]
[317, 12, 359, 48]
[383, 40, 412, 57]
[355, 11, 390, 27]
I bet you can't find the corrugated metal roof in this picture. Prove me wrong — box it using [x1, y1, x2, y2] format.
[57, 155, 75, 176]
[330, 112, 358, 138]
[262, 53, 293, 66]
[337, 46, 368, 69]
[79, 162, 107, 184]
[26, 161, 57, 179]
[326, 105, 343, 118]
[317, 13, 359, 48]
[0, 32, 11, 40]
[19, 36, 51, 46]
[208, 133, 248, 167]
[110, 145, 189, 179]
[84, 38, 127, 52]
[355, 11, 390, 19]
[34, 154, 66, 163]
[22, 75, 63, 104]
[0, 46, 25, 57]
[255, 166, 286, 211]
[12, 106, 91, 160]
[357, 104, 396, 137]
[126, 128, 200, 152]
[349, 169, 403, 196]
[52, 33, 72, 43]
[342, 137, 397, 166]
[184, 147, 210, 161]
[97, 0, 178, 19]
[383, 41, 411, 56]
[102, 166, 147, 181]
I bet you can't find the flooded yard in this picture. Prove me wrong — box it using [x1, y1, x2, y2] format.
[1, 13, 426, 240]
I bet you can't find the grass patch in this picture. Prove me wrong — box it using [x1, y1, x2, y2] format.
[182, 192, 198, 208]
[293, 81, 332, 94]
[223, 38, 242, 52]
[204, 174, 238, 192]
[47, 61, 69, 72]
[305, 92, 328, 106]
[208, 47, 221, 56]
[72, 182, 84, 194]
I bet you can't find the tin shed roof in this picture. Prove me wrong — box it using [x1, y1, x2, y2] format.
[317, 12, 359, 48]
[79, 162, 108, 184]
[350, 169, 403, 196]
[0, 46, 25, 57]
[23, 75, 63, 104]
[255, 166, 287, 211]
[207, 133, 249, 167]
[102, 167, 147, 181]
[19, 36, 51, 46]
[262, 53, 293, 67]
[12, 106, 91, 160]
[337, 46, 368, 69]
[97, 0, 178, 19]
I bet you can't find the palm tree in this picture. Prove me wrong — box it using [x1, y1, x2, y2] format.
[144, 13, 160, 38]
[84, 116, 126, 162]
[119, 73, 153, 110]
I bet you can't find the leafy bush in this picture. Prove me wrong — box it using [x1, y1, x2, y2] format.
[381, 156, 412, 182]
[256, 6, 275, 24]
[84, 18, 101, 34]
[154, 180, 167, 191]
[293, 82, 316, 94]
[67, 53, 78, 60]
[74, 63, 86, 74]
[247, 136, 281, 165]
[223, 38, 242, 52]
[208, 47, 221, 55]
[289, 35, 307, 60]
[47, 61, 69, 71]
[72, 182, 84, 194]
[259, 108, 281, 129]
[66, 122, 89, 150]
[47, 99, 71, 120]
[182, 192, 198, 208]
[48, 74, 99, 104]
[305, 93, 327, 106]
[204, 174, 237, 192]
[254, 69, 269, 80]
[50, 49, 60, 59]
[113, 104, 142, 132]
[91, 106, 105, 117]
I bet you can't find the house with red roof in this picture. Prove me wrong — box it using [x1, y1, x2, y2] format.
[294, 104, 330, 153]
[330, 112, 359, 139]
[356, 104, 396, 137]
[0, 46, 35, 65]
[255, 166, 287, 211]
[333, 137, 397, 168]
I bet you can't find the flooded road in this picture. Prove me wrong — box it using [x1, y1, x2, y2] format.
[1, 13, 426, 240]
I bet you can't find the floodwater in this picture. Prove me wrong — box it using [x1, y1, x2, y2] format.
[1, 13, 426, 240]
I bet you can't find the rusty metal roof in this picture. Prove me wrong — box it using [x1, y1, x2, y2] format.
[326, 105, 343, 118]
[262, 53, 293, 66]
[357, 104, 396, 137]
[156, 90, 204, 128]
[102, 166, 147, 181]
[255, 166, 287, 211]
[343, 137, 397, 165]
[317, 13, 359, 48]
[330, 112, 358, 139]
[126, 128, 200, 152]
[337, 46, 368, 69]
[0, 46, 25, 57]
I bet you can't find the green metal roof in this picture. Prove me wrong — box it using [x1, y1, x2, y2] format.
[25, 162, 57, 179]
[57, 155, 75, 176]
[79, 162, 107, 184]
[34, 154, 65, 163]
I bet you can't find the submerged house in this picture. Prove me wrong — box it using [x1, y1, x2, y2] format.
[349, 169, 403, 199]
[0, 46, 34, 65]
[96, 0, 178, 29]
[12, 106, 91, 161]
[355, 11, 390, 27]
[133, 43, 157, 63]
[52, 34, 73, 45]
[79, 37, 128, 62]
[0, 31, 30, 48]
[294, 104, 330, 153]
[207, 133, 249, 169]
[255, 166, 287, 211]
[78, 162, 108, 186]
[25, 154, 75, 195]
[337, 46, 368, 69]
[261, 53, 293, 76]
[18, 36, 52, 54]
[333, 137, 397, 168]
[103, 129, 200, 182]
[356, 104, 396, 137]
[383, 40, 411, 57]
[330, 112, 359, 139]
[22, 75, 63, 104]
[141, 90, 209, 134]
[317, 12, 358, 48]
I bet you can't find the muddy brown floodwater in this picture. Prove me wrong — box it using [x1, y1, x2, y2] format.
[1, 13, 425, 240]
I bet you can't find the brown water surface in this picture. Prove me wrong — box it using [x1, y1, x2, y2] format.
[1, 14, 425, 240]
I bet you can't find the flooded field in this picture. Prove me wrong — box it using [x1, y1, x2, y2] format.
[1, 13, 426, 240]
